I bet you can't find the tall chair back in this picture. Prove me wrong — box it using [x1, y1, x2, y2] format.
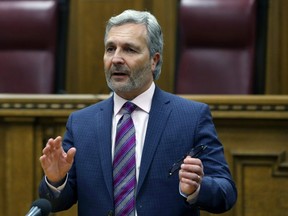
[175, 0, 256, 94]
[0, 0, 58, 93]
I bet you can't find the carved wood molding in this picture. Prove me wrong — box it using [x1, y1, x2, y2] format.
[180, 95, 288, 119]
[232, 151, 288, 177]
[231, 151, 288, 216]
[0, 94, 108, 116]
[0, 94, 288, 119]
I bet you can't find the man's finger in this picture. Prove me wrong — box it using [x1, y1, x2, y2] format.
[66, 147, 77, 164]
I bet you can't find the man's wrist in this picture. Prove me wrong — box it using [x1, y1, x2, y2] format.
[179, 185, 201, 204]
[46, 175, 67, 188]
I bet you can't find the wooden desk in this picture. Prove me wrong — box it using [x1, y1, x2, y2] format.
[0, 94, 287, 216]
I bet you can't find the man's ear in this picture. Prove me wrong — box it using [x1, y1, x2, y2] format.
[151, 53, 160, 71]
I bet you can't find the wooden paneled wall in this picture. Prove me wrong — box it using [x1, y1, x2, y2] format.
[266, 0, 288, 94]
[0, 94, 288, 215]
[66, 0, 177, 94]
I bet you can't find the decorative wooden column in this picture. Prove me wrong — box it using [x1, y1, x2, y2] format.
[266, 0, 288, 94]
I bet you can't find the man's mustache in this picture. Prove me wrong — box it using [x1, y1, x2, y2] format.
[109, 65, 130, 74]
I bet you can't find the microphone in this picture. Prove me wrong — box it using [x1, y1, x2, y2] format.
[25, 198, 52, 216]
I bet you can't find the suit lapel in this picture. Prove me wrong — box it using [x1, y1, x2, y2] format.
[95, 97, 114, 202]
[95, 89, 172, 199]
[137, 88, 172, 194]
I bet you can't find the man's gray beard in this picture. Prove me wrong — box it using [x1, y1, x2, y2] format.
[105, 62, 151, 93]
[106, 78, 136, 93]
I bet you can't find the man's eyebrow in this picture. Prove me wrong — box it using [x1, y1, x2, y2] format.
[105, 41, 115, 47]
[105, 41, 140, 50]
[125, 43, 140, 49]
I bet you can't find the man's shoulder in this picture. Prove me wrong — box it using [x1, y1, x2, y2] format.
[70, 97, 113, 116]
[157, 88, 207, 108]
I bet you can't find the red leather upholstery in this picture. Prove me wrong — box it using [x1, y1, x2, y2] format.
[176, 0, 256, 94]
[0, 0, 57, 93]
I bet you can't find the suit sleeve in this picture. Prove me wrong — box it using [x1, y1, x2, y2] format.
[38, 114, 78, 212]
[194, 104, 237, 213]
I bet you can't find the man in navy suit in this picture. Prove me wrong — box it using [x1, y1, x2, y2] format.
[39, 9, 237, 216]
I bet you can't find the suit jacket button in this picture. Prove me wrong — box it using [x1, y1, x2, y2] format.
[107, 210, 114, 216]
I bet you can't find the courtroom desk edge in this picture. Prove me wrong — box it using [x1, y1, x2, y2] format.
[0, 94, 287, 119]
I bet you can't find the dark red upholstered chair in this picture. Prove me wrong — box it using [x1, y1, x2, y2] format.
[0, 0, 58, 93]
[175, 0, 256, 94]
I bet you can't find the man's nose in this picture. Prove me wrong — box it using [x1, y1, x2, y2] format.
[112, 49, 125, 64]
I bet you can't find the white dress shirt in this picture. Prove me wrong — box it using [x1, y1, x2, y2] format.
[112, 82, 155, 181]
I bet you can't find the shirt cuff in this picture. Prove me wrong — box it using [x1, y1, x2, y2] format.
[179, 185, 201, 204]
[45, 174, 68, 194]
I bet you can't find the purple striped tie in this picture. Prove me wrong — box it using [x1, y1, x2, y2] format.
[113, 102, 137, 216]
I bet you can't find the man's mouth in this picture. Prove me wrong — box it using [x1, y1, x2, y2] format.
[111, 69, 129, 76]
[111, 71, 129, 80]
[113, 72, 127, 76]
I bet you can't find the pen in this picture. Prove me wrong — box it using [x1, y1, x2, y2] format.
[168, 144, 207, 176]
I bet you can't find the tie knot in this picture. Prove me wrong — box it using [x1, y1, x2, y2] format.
[123, 101, 137, 114]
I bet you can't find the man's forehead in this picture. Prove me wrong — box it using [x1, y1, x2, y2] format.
[106, 23, 147, 45]
[108, 23, 147, 36]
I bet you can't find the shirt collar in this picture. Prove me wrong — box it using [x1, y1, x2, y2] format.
[113, 82, 155, 116]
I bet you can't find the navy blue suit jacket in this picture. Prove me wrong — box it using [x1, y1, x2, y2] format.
[39, 87, 237, 216]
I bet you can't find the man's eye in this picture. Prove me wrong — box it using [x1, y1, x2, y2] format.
[125, 47, 136, 53]
[106, 47, 115, 52]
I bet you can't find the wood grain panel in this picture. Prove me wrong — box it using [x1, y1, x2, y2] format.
[233, 152, 288, 216]
[0, 124, 5, 215]
[1, 120, 35, 215]
[266, 0, 288, 94]
[66, 0, 145, 94]
[66, 0, 177, 94]
[149, 0, 177, 92]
